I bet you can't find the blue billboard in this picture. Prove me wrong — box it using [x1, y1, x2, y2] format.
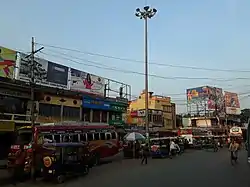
[82, 97, 110, 110]
[186, 86, 209, 103]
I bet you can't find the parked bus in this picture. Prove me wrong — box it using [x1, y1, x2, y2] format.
[8, 122, 120, 172]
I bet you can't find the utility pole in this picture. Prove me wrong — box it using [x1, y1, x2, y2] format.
[25, 37, 44, 180]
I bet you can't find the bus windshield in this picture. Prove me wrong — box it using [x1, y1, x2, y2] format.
[16, 129, 32, 145]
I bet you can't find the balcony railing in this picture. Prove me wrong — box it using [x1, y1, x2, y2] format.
[0, 113, 32, 123]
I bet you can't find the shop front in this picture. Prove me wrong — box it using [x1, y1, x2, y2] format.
[82, 96, 128, 125]
[109, 102, 127, 127]
[82, 96, 110, 123]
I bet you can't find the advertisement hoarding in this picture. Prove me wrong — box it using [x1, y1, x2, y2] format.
[186, 86, 209, 103]
[19, 53, 69, 89]
[0, 46, 17, 79]
[71, 68, 105, 96]
[224, 91, 240, 115]
[207, 87, 224, 111]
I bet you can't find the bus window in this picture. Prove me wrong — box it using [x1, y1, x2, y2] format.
[71, 134, 79, 142]
[87, 133, 93, 141]
[100, 133, 105, 140]
[80, 134, 87, 142]
[63, 135, 70, 142]
[106, 133, 111, 140]
[94, 133, 100, 140]
[111, 132, 116, 139]
[44, 135, 53, 140]
[54, 135, 61, 143]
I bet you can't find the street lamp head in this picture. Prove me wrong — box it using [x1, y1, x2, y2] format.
[152, 8, 157, 13]
[135, 13, 140, 17]
[136, 8, 140, 12]
[144, 6, 150, 11]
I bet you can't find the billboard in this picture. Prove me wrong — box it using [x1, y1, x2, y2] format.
[0, 46, 17, 79]
[186, 86, 209, 103]
[19, 53, 69, 89]
[207, 87, 224, 110]
[224, 91, 240, 115]
[70, 68, 105, 96]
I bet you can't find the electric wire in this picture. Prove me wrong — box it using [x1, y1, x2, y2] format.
[36, 42, 250, 73]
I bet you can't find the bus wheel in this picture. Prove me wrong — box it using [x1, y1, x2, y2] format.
[57, 175, 65, 183]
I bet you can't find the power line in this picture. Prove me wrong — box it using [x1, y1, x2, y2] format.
[40, 50, 250, 82]
[36, 42, 250, 73]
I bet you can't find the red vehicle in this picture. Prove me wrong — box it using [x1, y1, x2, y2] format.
[8, 123, 120, 174]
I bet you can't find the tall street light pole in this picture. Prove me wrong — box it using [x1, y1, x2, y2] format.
[135, 6, 157, 139]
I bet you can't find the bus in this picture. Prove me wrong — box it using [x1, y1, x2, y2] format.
[8, 122, 120, 169]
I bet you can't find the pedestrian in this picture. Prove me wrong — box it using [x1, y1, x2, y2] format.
[12, 144, 26, 185]
[141, 143, 149, 165]
[229, 139, 239, 164]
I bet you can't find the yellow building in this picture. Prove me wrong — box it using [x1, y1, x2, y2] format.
[128, 90, 176, 129]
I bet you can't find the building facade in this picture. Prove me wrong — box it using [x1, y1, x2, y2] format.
[0, 46, 131, 160]
[127, 90, 176, 129]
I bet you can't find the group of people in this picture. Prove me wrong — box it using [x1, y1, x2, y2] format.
[140, 139, 182, 165]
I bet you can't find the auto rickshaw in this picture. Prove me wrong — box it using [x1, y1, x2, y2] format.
[150, 137, 170, 158]
[41, 142, 91, 183]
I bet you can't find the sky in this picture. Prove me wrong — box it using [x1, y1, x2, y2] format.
[1, 0, 250, 113]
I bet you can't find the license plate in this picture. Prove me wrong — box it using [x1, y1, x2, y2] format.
[48, 170, 52, 173]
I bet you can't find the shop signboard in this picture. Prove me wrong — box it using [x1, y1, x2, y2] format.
[70, 68, 105, 96]
[82, 98, 110, 110]
[19, 53, 69, 89]
[224, 91, 240, 115]
[0, 46, 17, 79]
[110, 104, 127, 112]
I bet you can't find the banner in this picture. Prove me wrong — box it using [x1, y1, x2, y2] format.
[0, 46, 17, 79]
[224, 91, 240, 115]
[19, 53, 69, 89]
[71, 68, 105, 96]
[186, 86, 209, 103]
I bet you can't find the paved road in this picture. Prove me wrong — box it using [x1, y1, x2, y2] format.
[2, 149, 250, 187]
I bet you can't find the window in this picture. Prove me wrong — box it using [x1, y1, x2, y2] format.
[100, 133, 105, 140]
[93, 110, 101, 122]
[82, 108, 91, 122]
[149, 114, 152, 122]
[63, 106, 80, 119]
[94, 133, 100, 140]
[111, 132, 116, 139]
[106, 133, 111, 140]
[109, 112, 122, 121]
[87, 133, 93, 141]
[80, 134, 87, 142]
[54, 135, 61, 143]
[71, 134, 79, 142]
[39, 103, 61, 117]
[44, 134, 53, 140]
[0, 96, 27, 114]
[62, 135, 69, 142]
[101, 111, 108, 122]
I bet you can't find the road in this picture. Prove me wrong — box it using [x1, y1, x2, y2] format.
[2, 149, 250, 187]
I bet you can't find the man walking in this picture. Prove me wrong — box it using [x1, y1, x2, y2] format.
[141, 143, 149, 165]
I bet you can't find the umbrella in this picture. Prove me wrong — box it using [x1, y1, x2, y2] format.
[124, 132, 145, 141]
